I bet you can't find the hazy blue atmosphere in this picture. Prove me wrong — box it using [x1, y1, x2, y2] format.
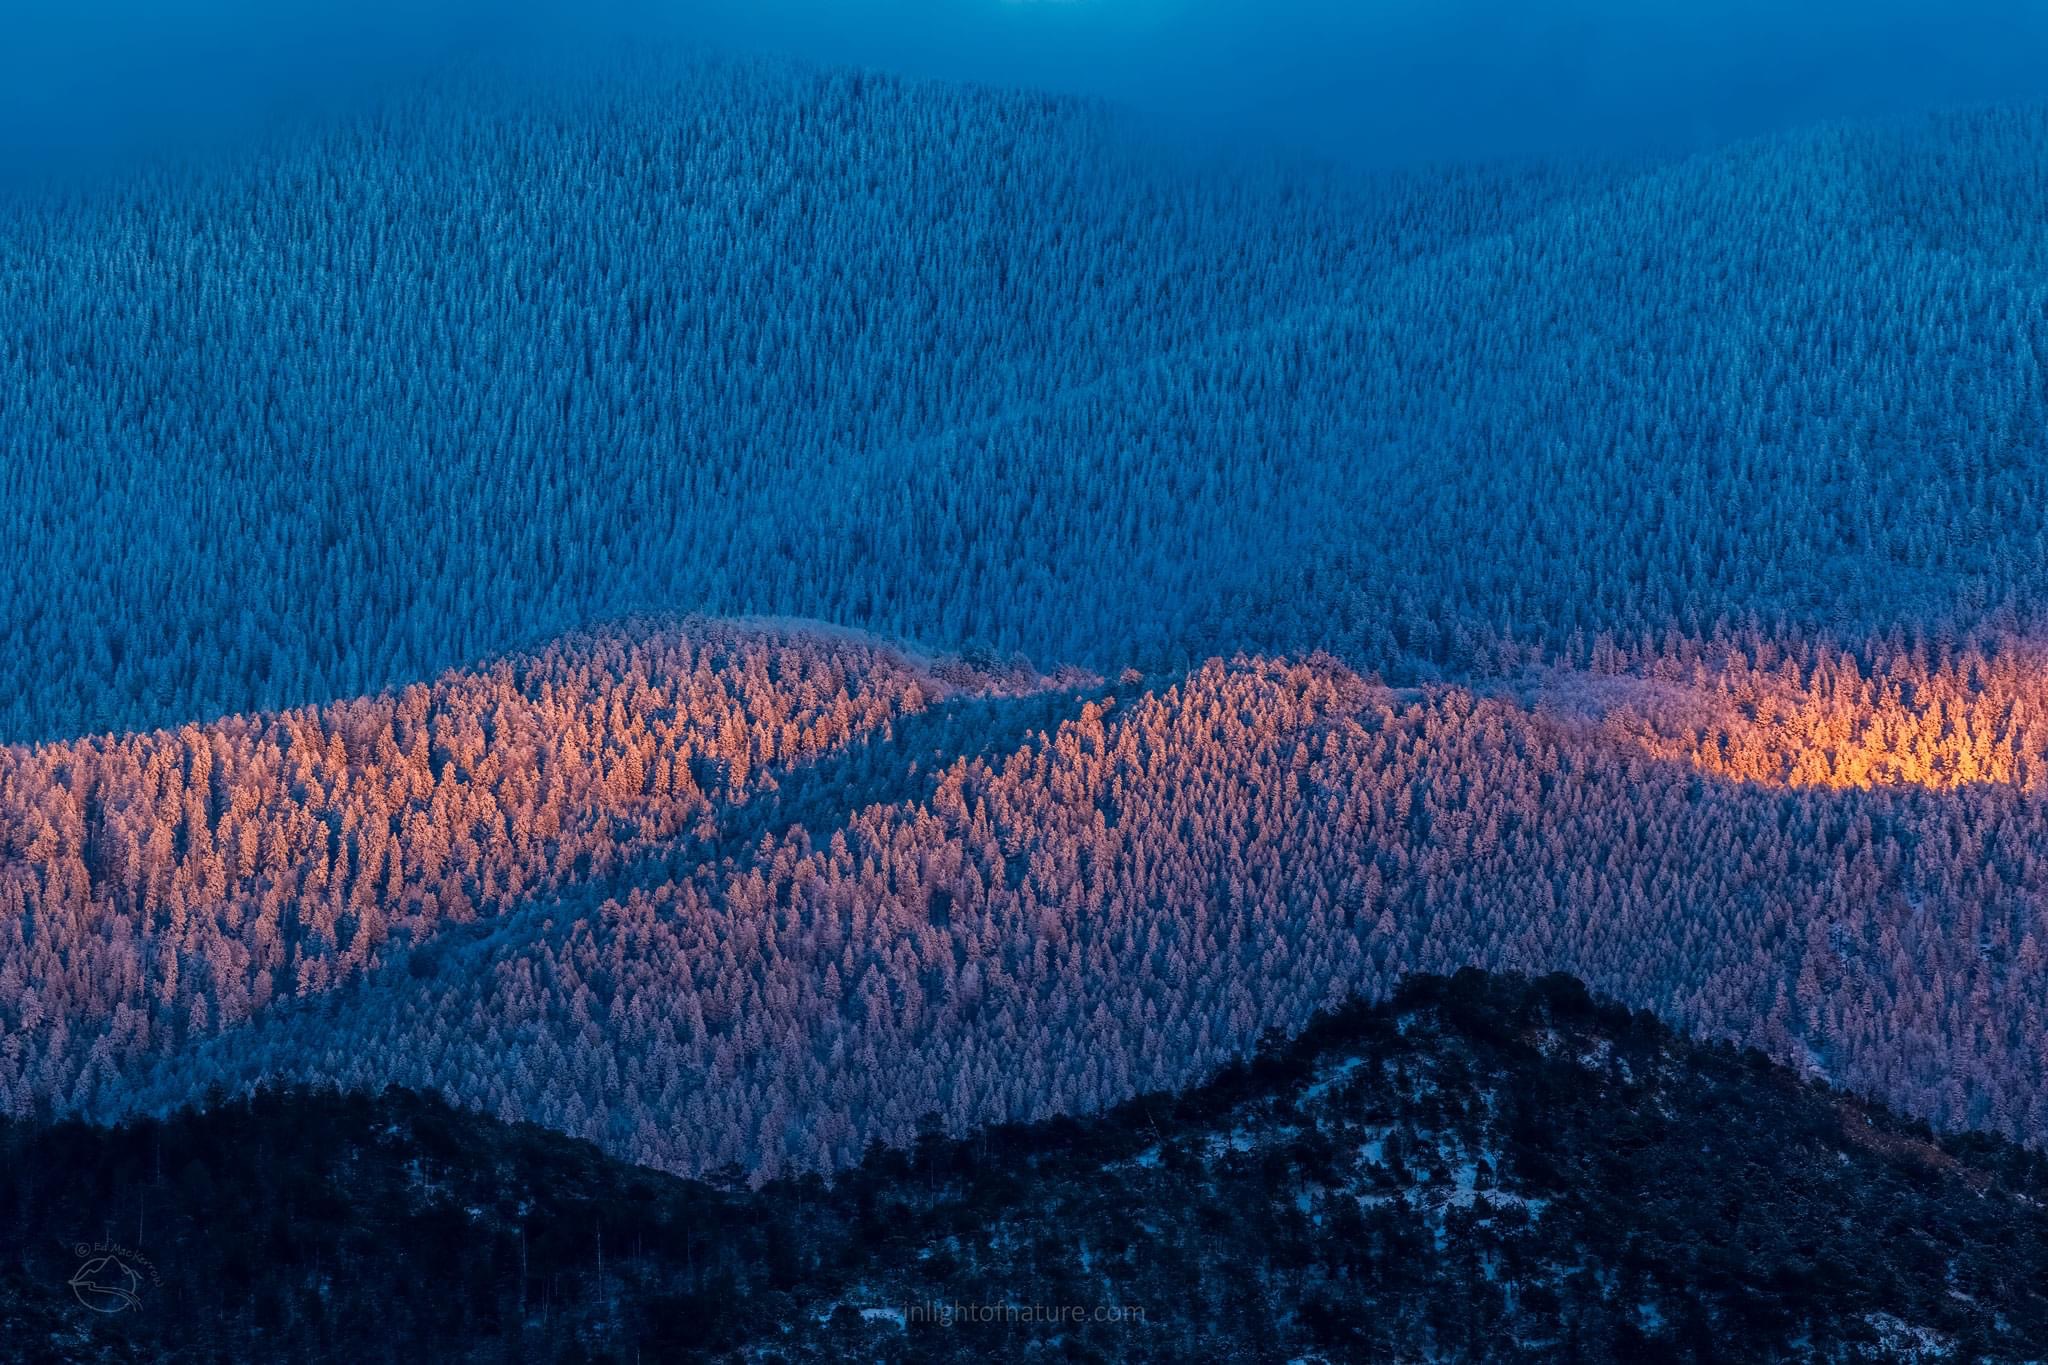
[8, 0, 2048, 168]
[686, 0, 2048, 162]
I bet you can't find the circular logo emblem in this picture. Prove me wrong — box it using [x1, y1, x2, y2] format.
[68, 1251, 143, 1314]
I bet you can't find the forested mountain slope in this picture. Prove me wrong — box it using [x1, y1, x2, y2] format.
[8, 973, 2045, 1363]
[7, 52, 2048, 1340]
[0, 617, 1089, 1117]
[23, 639, 2035, 1178]
[2, 53, 2045, 740]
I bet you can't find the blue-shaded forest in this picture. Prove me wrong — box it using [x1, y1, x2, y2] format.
[8, 12, 2048, 1279]
[3, 53, 2048, 741]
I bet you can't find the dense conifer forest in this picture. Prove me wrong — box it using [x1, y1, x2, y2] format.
[7, 972, 2045, 1362]
[2, 57, 2044, 743]
[19, 637, 2028, 1179]
[5, 43, 2048, 1358]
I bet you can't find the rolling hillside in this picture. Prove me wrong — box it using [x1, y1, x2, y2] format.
[5, 51, 2048, 1360]
[7, 972, 2045, 1362]
[1, 625, 2041, 1176]
[1, 55, 2044, 741]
